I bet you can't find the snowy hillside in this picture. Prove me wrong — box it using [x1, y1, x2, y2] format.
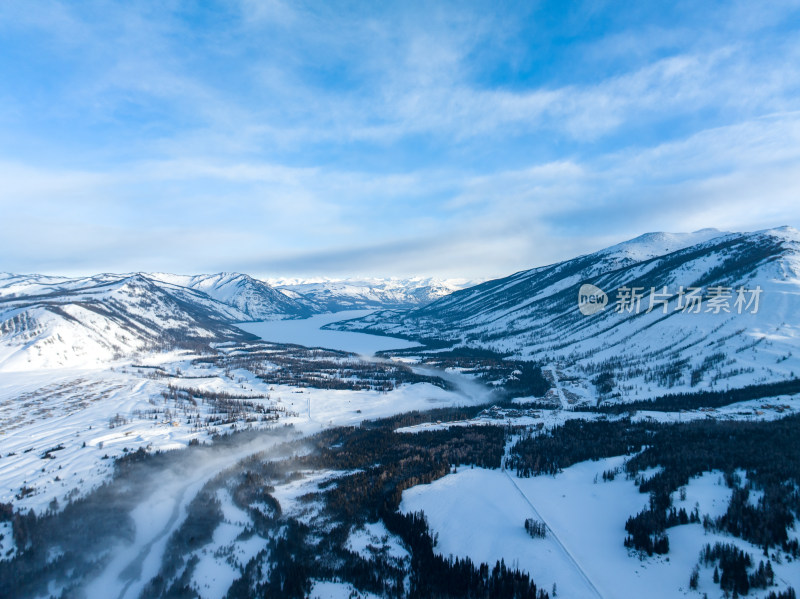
[0, 274, 258, 371]
[332, 227, 800, 400]
[0, 272, 475, 371]
[596, 228, 728, 264]
[149, 272, 314, 320]
[268, 277, 473, 311]
[0, 271, 314, 319]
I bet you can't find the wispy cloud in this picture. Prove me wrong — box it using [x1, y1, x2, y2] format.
[1, 1, 799, 277]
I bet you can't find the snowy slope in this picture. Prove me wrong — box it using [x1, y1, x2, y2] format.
[0, 271, 471, 371]
[0, 274, 257, 371]
[596, 228, 728, 263]
[333, 227, 800, 399]
[401, 461, 800, 599]
[268, 277, 473, 311]
[149, 272, 315, 320]
[0, 272, 124, 298]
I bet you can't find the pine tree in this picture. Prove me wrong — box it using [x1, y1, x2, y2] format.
[690, 567, 699, 589]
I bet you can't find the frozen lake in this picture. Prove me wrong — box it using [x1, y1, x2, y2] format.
[236, 310, 421, 355]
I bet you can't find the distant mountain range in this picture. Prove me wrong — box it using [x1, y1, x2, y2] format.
[267, 277, 475, 312]
[331, 227, 800, 400]
[2, 228, 798, 395]
[0, 272, 468, 370]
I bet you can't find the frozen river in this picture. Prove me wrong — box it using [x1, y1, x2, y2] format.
[236, 310, 420, 355]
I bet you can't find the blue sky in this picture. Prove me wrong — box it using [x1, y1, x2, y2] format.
[1, 0, 800, 278]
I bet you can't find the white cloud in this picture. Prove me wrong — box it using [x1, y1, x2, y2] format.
[2, 2, 800, 277]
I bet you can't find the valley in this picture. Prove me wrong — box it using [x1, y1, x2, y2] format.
[1, 229, 799, 598]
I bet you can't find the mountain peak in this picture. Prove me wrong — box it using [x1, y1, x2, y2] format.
[758, 225, 800, 243]
[598, 228, 729, 262]
[332, 224, 800, 399]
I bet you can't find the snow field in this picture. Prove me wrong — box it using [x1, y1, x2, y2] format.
[401, 458, 800, 599]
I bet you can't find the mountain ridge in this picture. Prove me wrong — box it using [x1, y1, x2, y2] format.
[267, 276, 475, 311]
[0, 271, 470, 370]
[331, 226, 800, 401]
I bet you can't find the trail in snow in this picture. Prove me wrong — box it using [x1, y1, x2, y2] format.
[546, 367, 569, 410]
[82, 430, 300, 599]
[116, 482, 190, 599]
[503, 470, 605, 599]
[86, 361, 488, 598]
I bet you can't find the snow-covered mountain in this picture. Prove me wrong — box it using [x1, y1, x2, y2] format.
[595, 228, 728, 263]
[332, 227, 800, 399]
[0, 272, 319, 371]
[268, 277, 474, 311]
[0, 271, 473, 371]
[0, 274, 263, 370]
[149, 272, 314, 320]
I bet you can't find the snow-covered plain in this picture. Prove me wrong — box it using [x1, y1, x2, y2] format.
[308, 581, 382, 599]
[401, 460, 800, 599]
[0, 305, 467, 516]
[0, 350, 470, 514]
